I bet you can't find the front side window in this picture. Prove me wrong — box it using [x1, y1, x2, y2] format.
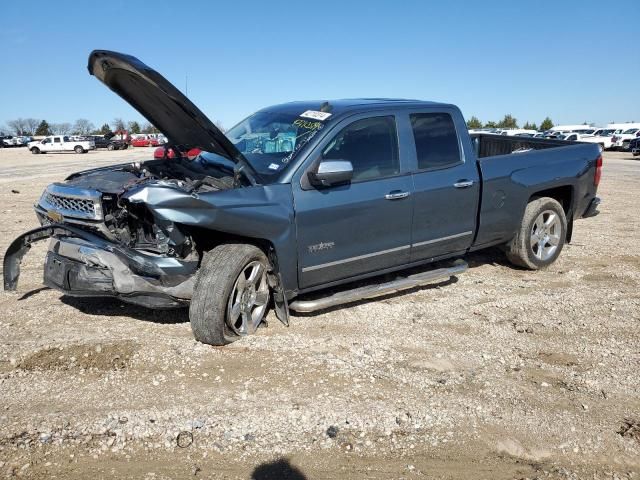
[321, 116, 399, 182]
[410, 113, 461, 170]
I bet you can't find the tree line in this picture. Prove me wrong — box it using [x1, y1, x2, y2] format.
[466, 114, 554, 131]
[2, 118, 160, 136]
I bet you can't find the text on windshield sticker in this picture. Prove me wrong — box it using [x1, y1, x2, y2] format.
[300, 110, 332, 121]
[293, 119, 323, 130]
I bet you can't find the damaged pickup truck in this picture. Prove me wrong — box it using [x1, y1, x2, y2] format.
[3, 50, 602, 345]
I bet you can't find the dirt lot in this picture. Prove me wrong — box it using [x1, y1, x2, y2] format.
[0, 147, 638, 479]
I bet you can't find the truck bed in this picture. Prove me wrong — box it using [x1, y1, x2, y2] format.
[470, 133, 576, 158]
[469, 134, 601, 250]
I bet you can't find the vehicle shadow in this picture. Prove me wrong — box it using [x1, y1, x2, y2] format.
[60, 296, 189, 324]
[251, 458, 307, 480]
[17, 286, 50, 300]
[464, 246, 513, 269]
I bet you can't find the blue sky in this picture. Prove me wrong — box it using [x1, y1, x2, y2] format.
[1, 0, 638, 132]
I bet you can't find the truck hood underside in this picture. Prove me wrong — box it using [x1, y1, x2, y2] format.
[87, 50, 247, 168]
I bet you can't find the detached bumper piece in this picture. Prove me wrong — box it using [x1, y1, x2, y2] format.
[3, 224, 198, 309]
[582, 197, 601, 218]
[44, 251, 114, 294]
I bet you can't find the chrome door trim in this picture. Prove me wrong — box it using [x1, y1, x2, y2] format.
[412, 231, 473, 248]
[302, 231, 474, 273]
[301, 244, 411, 273]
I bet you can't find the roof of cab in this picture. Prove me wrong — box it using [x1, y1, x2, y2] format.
[261, 98, 455, 117]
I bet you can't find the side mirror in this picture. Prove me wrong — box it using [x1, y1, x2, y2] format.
[308, 159, 353, 187]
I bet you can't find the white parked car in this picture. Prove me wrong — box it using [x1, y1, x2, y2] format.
[28, 135, 95, 154]
[578, 129, 616, 151]
[610, 128, 640, 151]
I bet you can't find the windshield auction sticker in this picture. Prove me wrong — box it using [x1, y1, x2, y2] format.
[300, 110, 332, 121]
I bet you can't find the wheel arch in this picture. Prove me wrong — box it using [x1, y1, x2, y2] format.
[185, 225, 291, 326]
[527, 185, 574, 243]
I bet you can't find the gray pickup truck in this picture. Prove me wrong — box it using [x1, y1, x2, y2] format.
[3, 51, 602, 346]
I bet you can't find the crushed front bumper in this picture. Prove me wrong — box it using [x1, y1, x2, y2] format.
[3, 225, 198, 309]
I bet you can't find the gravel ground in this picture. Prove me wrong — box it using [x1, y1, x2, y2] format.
[0, 147, 638, 479]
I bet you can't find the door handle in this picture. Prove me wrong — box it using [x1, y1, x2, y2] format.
[385, 191, 410, 200]
[453, 180, 474, 188]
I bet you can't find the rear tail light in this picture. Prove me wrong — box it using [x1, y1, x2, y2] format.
[594, 155, 602, 186]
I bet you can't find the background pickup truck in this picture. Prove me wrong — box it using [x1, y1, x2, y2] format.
[3, 51, 602, 346]
[28, 135, 95, 154]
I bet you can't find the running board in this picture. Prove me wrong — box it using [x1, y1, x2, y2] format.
[289, 260, 468, 313]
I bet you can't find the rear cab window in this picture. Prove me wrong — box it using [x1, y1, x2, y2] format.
[409, 113, 461, 170]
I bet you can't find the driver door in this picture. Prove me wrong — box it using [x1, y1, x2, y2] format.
[40, 138, 52, 152]
[293, 113, 413, 289]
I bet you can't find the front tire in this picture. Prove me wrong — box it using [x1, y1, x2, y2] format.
[505, 197, 567, 270]
[31, 147, 40, 154]
[190, 244, 270, 346]
[107, 143, 115, 151]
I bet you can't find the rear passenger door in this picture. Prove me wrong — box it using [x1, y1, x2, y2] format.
[406, 110, 480, 261]
[51, 136, 63, 151]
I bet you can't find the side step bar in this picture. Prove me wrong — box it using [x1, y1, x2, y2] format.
[289, 260, 468, 313]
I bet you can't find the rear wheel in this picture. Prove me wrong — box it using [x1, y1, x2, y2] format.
[74, 145, 84, 154]
[505, 197, 567, 270]
[190, 244, 271, 345]
[31, 147, 40, 154]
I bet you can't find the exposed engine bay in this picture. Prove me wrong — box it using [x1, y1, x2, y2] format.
[35, 156, 240, 261]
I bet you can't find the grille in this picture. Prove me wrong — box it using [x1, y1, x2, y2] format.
[44, 192, 96, 217]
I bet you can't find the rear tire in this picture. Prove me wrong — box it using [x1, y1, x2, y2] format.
[74, 145, 84, 154]
[505, 197, 567, 270]
[31, 147, 40, 154]
[190, 244, 271, 346]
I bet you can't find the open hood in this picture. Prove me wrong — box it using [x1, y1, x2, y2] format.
[88, 50, 248, 169]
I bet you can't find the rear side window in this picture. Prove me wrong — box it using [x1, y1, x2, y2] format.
[410, 113, 461, 170]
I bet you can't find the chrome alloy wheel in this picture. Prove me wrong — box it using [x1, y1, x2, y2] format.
[226, 261, 269, 335]
[530, 210, 562, 261]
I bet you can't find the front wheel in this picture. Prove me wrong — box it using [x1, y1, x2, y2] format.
[107, 143, 115, 151]
[31, 147, 40, 154]
[190, 244, 271, 345]
[505, 197, 567, 270]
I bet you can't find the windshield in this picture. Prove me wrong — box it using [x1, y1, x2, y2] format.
[623, 128, 638, 134]
[226, 110, 331, 181]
